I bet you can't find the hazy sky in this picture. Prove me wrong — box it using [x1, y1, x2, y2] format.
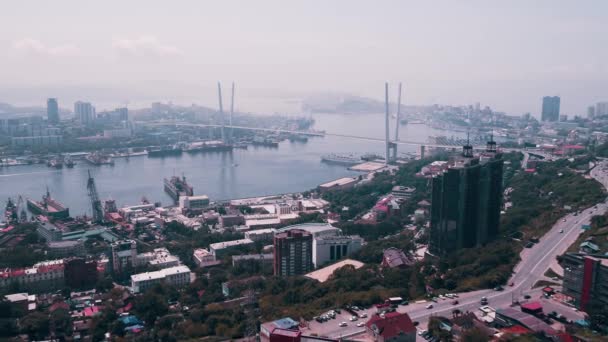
[1, 0, 607, 116]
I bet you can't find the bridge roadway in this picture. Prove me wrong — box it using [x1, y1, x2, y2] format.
[140, 121, 521, 151]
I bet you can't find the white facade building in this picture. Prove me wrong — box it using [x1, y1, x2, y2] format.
[192, 248, 222, 267]
[131, 265, 193, 293]
[312, 234, 363, 268]
[135, 248, 180, 268]
[179, 195, 210, 210]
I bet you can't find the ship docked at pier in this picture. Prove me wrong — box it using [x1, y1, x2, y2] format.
[147, 145, 183, 157]
[84, 152, 114, 166]
[164, 176, 194, 203]
[184, 141, 232, 153]
[320, 154, 363, 165]
[27, 189, 70, 219]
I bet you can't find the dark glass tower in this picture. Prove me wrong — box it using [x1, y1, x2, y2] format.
[429, 141, 503, 256]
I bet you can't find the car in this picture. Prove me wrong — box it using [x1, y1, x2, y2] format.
[339, 322, 347, 327]
[431, 297, 438, 302]
[524, 294, 531, 299]
[350, 316, 358, 321]
[400, 300, 409, 305]
[356, 322, 365, 327]
[438, 295, 445, 299]
[334, 309, 341, 314]
[509, 282, 514, 287]
[572, 307, 579, 312]
[426, 304, 434, 309]
[559, 229, 564, 233]
[552, 277, 559, 281]
[418, 330, 426, 336]
[359, 313, 367, 318]
[352, 306, 360, 311]
[562, 218, 567, 222]
[452, 300, 459, 305]
[413, 321, 419, 326]
[494, 286, 504, 291]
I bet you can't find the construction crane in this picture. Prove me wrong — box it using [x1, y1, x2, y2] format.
[87, 170, 104, 223]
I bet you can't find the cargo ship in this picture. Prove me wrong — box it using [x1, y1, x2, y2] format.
[147, 145, 183, 157]
[27, 189, 70, 219]
[252, 136, 279, 147]
[85, 152, 114, 165]
[164, 176, 194, 203]
[184, 141, 233, 153]
[321, 154, 362, 165]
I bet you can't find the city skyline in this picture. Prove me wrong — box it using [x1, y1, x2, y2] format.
[1, 1, 607, 115]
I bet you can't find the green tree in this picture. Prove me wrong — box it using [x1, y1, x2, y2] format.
[20, 311, 50, 339]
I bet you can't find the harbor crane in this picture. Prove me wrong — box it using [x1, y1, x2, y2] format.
[87, 170, 104, 223]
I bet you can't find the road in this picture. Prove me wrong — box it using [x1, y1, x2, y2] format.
[305, 161, 608, 339]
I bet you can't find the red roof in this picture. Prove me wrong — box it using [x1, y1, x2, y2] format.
[270, 328, 301, 338]
[50, 301, 70, 312]
[366, 312, 416, 339]
[521, 301, 543, 311]
[84, 306, 102, 316]
[502, 325, 532, 334]
[1, 226, 14, 233]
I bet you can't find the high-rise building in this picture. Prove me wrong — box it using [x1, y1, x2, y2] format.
[74, 101, 95, 126]
[47, 98, 59, 124]
[588, 106, 596, 119]
[273, 229, 313, 276]
[541, 96, 560, 122]
[561, 253, 608, 311]
[428, 141, 503, 257]
[596, 102, 608, 116]
[109, 239, 137, 275]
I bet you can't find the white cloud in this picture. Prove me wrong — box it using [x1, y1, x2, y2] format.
[112, 35, 183, 57]
[13, 38, 81, 56]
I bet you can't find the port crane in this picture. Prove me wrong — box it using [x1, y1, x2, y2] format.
[87, 170, 104, 223]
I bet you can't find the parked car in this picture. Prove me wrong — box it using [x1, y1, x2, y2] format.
[356, 322, 365, 327]
[350, 316, 358, 321]
[339, 322, 347, 327]
[426, 304, 434, 309]
[452, 300, 459, 305]
[359, 313, 367, 318]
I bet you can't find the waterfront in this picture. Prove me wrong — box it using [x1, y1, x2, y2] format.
[1, 113, 464, 217]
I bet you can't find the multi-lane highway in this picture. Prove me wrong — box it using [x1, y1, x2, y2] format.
[304, 160, 608, 339]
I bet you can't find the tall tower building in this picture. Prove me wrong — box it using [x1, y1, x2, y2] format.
[74, 101, 95, 126]
[109, 239, 137, 275]
[588, 106, 596, 119]
[541, 96, 560, 122]
[273, 229, 313, 276]
[47, 98, 59, 124]
[428, 141, 503, 257]
[596, 102, 608, 116]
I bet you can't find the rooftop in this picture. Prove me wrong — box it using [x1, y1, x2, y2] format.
[305, 259, 364, 283]
[366, 312, 416, 339]
[497, 308, 556, 335]
[319, 177, 357, 188]
[276, 222, 340, 236]
[209, 238, 254, 250]
[131, 265, 191, 282]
